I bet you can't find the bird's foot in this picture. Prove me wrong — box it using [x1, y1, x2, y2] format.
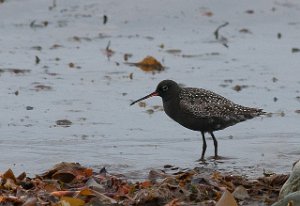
[213, 155, 221, 160]
[209, 155, 231, 160]
[196, 157, 207, 163]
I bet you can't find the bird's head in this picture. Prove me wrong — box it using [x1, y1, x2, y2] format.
[130, 80, 180, 105]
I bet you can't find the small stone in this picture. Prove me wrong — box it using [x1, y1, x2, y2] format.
[233, 185, 250, 200]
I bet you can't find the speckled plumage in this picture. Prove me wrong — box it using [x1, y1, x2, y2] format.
[131, 80, 265, 160]
[178, 87, 264, 131]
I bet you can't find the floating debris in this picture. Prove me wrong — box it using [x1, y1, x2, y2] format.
[125, 56, 164, 73]
[35, 56, 40, 64]
[50, 44, 63, 49]
[30, 20, 48, 28]
[165, 49, 182, 55]
[103, 15, 108, 24]
[277, 33, 282, 39]
[239, 28, 252, 34]
[31, 46, 42, 51]
[123, 53, 133, 61]
[0, 68, 31, 75]
[26, 106, 34, 110]
[202, 11, 213, 17]
[292, 48, 300, 53]
[48, 0, 56, 10]
[232, 85, 248, 92]
[213, 22, 229, 48]
[245, 10, 254, 14]
[56, 119, 72, 127]
[102, 41, 115, 60]
[33, 84, 52, 91]
[272, 77, 279, 83]
[69, 62, 75, 68]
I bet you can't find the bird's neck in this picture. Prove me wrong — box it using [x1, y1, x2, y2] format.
[162, 93, 180, 121]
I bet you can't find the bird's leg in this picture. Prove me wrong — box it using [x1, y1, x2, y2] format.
[210, 132, 219, 159]
[200, 131, 207, 161]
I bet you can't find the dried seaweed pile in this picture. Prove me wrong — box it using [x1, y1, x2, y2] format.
[0, 162, 288, 206]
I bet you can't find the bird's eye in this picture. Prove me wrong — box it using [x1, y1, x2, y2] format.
[162, 85, 168, 91]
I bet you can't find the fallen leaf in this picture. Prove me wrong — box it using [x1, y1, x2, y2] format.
[2, 169, 17, 183]
[125, 56, 164, 72]
[140, 181, 152, 189]
[216, 190, 238, 206]
[78, 188, 94, 196]
[52, 170, 76, 183]
[60, 196, 85, 206]
[202, 11, 213, 17]
[51, 191, 77, 197]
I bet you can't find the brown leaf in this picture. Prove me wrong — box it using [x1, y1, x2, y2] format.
[60, 196, 85, 206]
[78, 188, 94, 196]
[40, 162, 88, 181]
[16, 172, 26, 181]
[202, 11, 213, 17]
[125, 56, 164, 72]
[51, 190, 77, 197]
[140, 181, 152, 189]
[52, 170, 76, 183]
[3, 169, 17, 183]
[216, 190, 238, 206]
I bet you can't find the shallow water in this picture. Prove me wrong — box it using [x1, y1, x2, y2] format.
[0, 0, 299, 179]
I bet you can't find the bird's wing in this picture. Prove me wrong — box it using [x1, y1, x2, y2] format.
[179, 87, 262, 119]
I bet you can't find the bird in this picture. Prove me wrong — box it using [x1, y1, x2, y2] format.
[130, 80, 265, 160]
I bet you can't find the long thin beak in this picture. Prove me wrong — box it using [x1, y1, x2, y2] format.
[130, 91, 159, 106]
